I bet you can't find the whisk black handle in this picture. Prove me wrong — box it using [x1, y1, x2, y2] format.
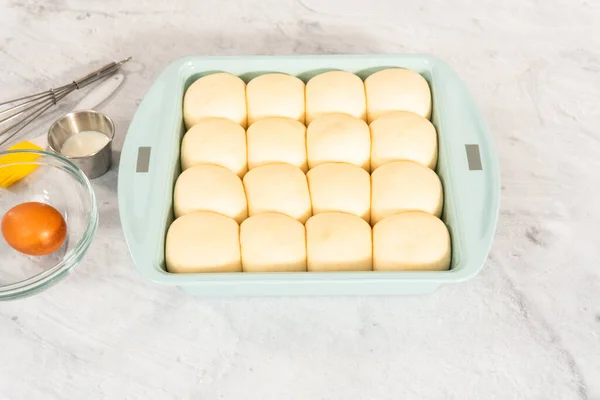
[74, 57, 132, 89]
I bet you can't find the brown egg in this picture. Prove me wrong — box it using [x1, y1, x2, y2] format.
[1, 202, 67, 256]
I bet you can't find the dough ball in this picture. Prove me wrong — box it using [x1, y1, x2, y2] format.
[246, 117, 307, 172]
[166, 211, 241, 273]
[183, 72, 247, 129]
[371, 161, 443, 224]
[373, 211, 450, 271]
[173, 164, 247, 223]
[307, 113, 371, 171]
[305, 70, 366, 124]
[370, 111, 438, 170]
[180, 117, 247, 176]
[240, 213, 307, 272]
[306, 212, 372, 271]
[243, 164, 311, 223]
[246, 73, 305, 125]
[307, 163, 370, 223]
[365, 68, 431, 122]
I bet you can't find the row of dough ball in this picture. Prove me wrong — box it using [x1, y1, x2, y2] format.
[174, 161, 443, 226]
[166, 211, 450, 273]
[181, 112, 438, 177]
[183, 68, 431, 129]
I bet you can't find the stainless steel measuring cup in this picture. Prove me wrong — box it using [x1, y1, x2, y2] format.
[48, 110, 114, 179]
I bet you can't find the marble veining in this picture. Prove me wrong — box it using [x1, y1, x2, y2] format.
[1, 0, 599, 398]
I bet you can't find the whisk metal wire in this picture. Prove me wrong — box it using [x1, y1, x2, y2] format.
[0, 57, 131, 147]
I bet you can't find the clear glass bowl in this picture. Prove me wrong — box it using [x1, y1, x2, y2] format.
[0, 150, 98, 300]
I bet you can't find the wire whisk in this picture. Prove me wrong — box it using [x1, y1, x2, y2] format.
[0, 57, 131, 147]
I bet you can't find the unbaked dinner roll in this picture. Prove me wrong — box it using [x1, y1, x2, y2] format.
[373, 212, 450, 271]
[246, 117, 307, 172]
[306, 212, 372, 272]
[180, 117, 247, 176]
[306, 113, 371, 171]
[371, 161, 443, 224]
[307, 163, 370, 223]
[370, 111, 438, 170]
[305, 70, 366, 124]
[365, 68, 431, 122]
[240, 213, 307, 272]
[246, 73, 305, 125]
[183, 72, 247, 129]
[243, 164, 312, 223]
[166, 211, 241, 273]
[173, 164, 247, 223]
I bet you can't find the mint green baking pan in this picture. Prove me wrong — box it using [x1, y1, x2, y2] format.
[118, 54, 500, 296]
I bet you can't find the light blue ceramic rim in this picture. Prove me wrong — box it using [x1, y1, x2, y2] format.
[0, 149, 98, 301]
[119, 54, 501, 294]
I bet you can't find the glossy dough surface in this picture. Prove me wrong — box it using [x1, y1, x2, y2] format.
[183, 72, 247, 129]
[171, 67, 451, 274]
[365, 68, 432, 122]
[370, 111, 438, 170]
[243, 164, 312, 223]
[166, 211, 242, 273]
[305, 70, 366, 124]
[180, 117, 247, 176]
[307, 113, 371, 171]
[371, 161, 443, 224]
[173, 164, 247, 223]
[240, 213, 307, 272]
[373, 212, 450, 271]
[246, 117, 307, 172]
[307, 163, 370, 223]
[246, 73, 305, 125]
[306, 212, 372, 271]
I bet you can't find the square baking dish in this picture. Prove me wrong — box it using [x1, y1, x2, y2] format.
[118, 54, 500, 296]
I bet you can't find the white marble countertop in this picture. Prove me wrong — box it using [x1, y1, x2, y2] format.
[1, 0, 599, 398]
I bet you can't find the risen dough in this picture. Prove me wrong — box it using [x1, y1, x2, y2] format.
[305, 70, 366, 124]
[370, 111, 438, 170]
[165, 211, 241, 273]
[306, 113, 371, 171]
[371, 161, 443, 224]
[307, 163, 370, 222]
[373, 211, 450, 271]
[365, 68, 431, 122]
[246, 73, 305, 125]
[183, 72, 247, 129]
[173, 164, 247, 223]
[306, 212, 372, 271]
[243, 164, 312, 223]
[240, 213, 307, 272]
[246, 117, 307, 172]
[180, 117, 247, 176]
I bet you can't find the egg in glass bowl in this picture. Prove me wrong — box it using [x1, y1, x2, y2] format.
[0, 149, 98, 300]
